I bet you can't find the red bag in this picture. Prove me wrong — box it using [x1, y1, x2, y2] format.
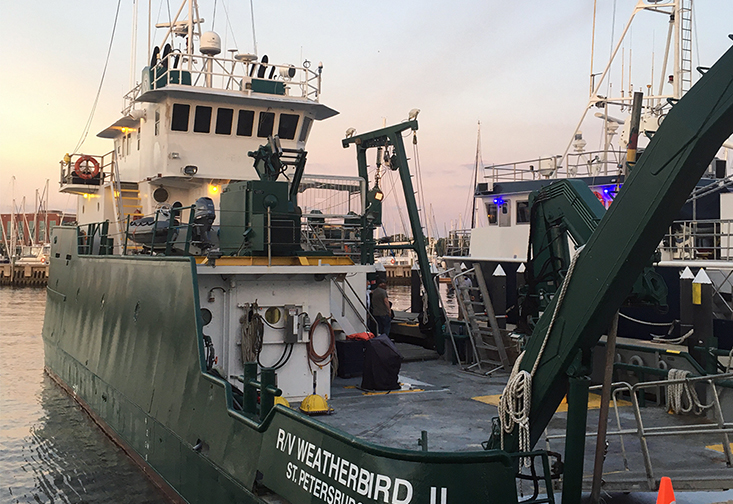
[346, 332, 374, 341]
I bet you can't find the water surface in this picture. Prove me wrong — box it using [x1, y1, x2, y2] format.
[0, 287, 166, 504]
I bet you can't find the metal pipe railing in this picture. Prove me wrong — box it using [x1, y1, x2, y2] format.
[544, 372, 733, 490]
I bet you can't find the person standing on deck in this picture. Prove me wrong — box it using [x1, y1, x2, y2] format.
[371, 280, 392, 336]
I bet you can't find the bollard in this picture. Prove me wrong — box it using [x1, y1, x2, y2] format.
[680, 267, 694, 344]
[489, 264, 507, 329]
[260, 368, 277, 421]
[242, 362, 258, 415]
[691, 268, 715, 373]
[418, 430, 428, 452]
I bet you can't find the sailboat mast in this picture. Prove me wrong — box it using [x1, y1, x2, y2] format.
[470, 121, 481, 229]
[130, 0, 138, 90]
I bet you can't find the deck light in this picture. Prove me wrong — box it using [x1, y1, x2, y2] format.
[183, 165, 197, 175]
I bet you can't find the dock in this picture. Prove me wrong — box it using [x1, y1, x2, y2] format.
[0, 262, 49, 287]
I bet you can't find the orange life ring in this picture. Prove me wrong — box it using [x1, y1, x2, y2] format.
[390, 257, 396, 265]
[74, 155, 100, 180]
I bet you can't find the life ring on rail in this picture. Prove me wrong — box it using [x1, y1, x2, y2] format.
[74, 156, 100, 180]
[390, 257, 396, 265]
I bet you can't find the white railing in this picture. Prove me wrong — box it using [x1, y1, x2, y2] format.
[123, 52, 322, 115]
[484, 150, 627, 184]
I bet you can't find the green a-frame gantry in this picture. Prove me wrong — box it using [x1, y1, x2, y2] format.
[342, 120, 446, 353]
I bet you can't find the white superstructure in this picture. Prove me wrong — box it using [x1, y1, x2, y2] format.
[59, 0, 336, 244]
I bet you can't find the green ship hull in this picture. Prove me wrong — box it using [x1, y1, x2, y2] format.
[42, 227, 522, 504]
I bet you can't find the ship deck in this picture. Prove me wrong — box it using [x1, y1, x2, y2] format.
[315, 345, 733, 493]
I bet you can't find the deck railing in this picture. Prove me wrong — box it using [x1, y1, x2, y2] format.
[123, 52, 323, 115]
[544, 372, 733, 492]
[59, 151, 115, 189]
[483, 150, 626, 185]
[660, 218, 733, 261]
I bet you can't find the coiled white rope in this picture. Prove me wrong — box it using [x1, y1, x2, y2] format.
[499, 355, 532, 453]
[498, 245, 585, 458]
[667, 368, 713, 415]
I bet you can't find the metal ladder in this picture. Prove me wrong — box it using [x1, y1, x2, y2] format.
[679, 0, 693, 95]
[448, 263, 511, 374]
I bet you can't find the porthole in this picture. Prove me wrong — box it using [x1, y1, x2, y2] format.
[200, 308, 213, 326]
[265, 306, 281, 325]
[153, 187, 169, 203]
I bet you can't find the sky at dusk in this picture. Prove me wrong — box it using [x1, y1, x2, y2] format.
[1, 0, 732, 236]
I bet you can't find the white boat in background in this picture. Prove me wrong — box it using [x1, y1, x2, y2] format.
[449, 0, 733, 342]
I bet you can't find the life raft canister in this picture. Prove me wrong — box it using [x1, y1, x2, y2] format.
[74, 155, 100, 180]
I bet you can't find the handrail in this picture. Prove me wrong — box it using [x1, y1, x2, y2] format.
[123, 52, 322, 115]
[544, 372, 733, 491]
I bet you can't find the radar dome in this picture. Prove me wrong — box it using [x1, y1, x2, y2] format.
[200, 32, 222, 56]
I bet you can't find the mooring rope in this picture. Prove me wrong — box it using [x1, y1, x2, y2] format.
[667, 368, 713, 415]
[498, 245, 585, 458]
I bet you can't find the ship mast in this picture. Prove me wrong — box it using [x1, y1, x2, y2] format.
[562, 0, 692, 167]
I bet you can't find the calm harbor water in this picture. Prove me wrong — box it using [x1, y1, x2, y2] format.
[1, 286, 731, 504]
[0, 287, 166, 504]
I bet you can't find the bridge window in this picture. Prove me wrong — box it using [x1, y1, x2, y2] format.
[193, 106, 212, 133]
[155, 108, 160, 135]
[171, 104, 190, 131]
[278, 114, 299, 140]
[486, 203, 498, 225]
[516, 201, 530, 224]
[215, 108, 234, 135]
[257, 112, 275, 137]
[298, 116, 313, 143]
[237, 110, 254, 136]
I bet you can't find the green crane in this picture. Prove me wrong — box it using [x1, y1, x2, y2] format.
[342, 120, 446, 353]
